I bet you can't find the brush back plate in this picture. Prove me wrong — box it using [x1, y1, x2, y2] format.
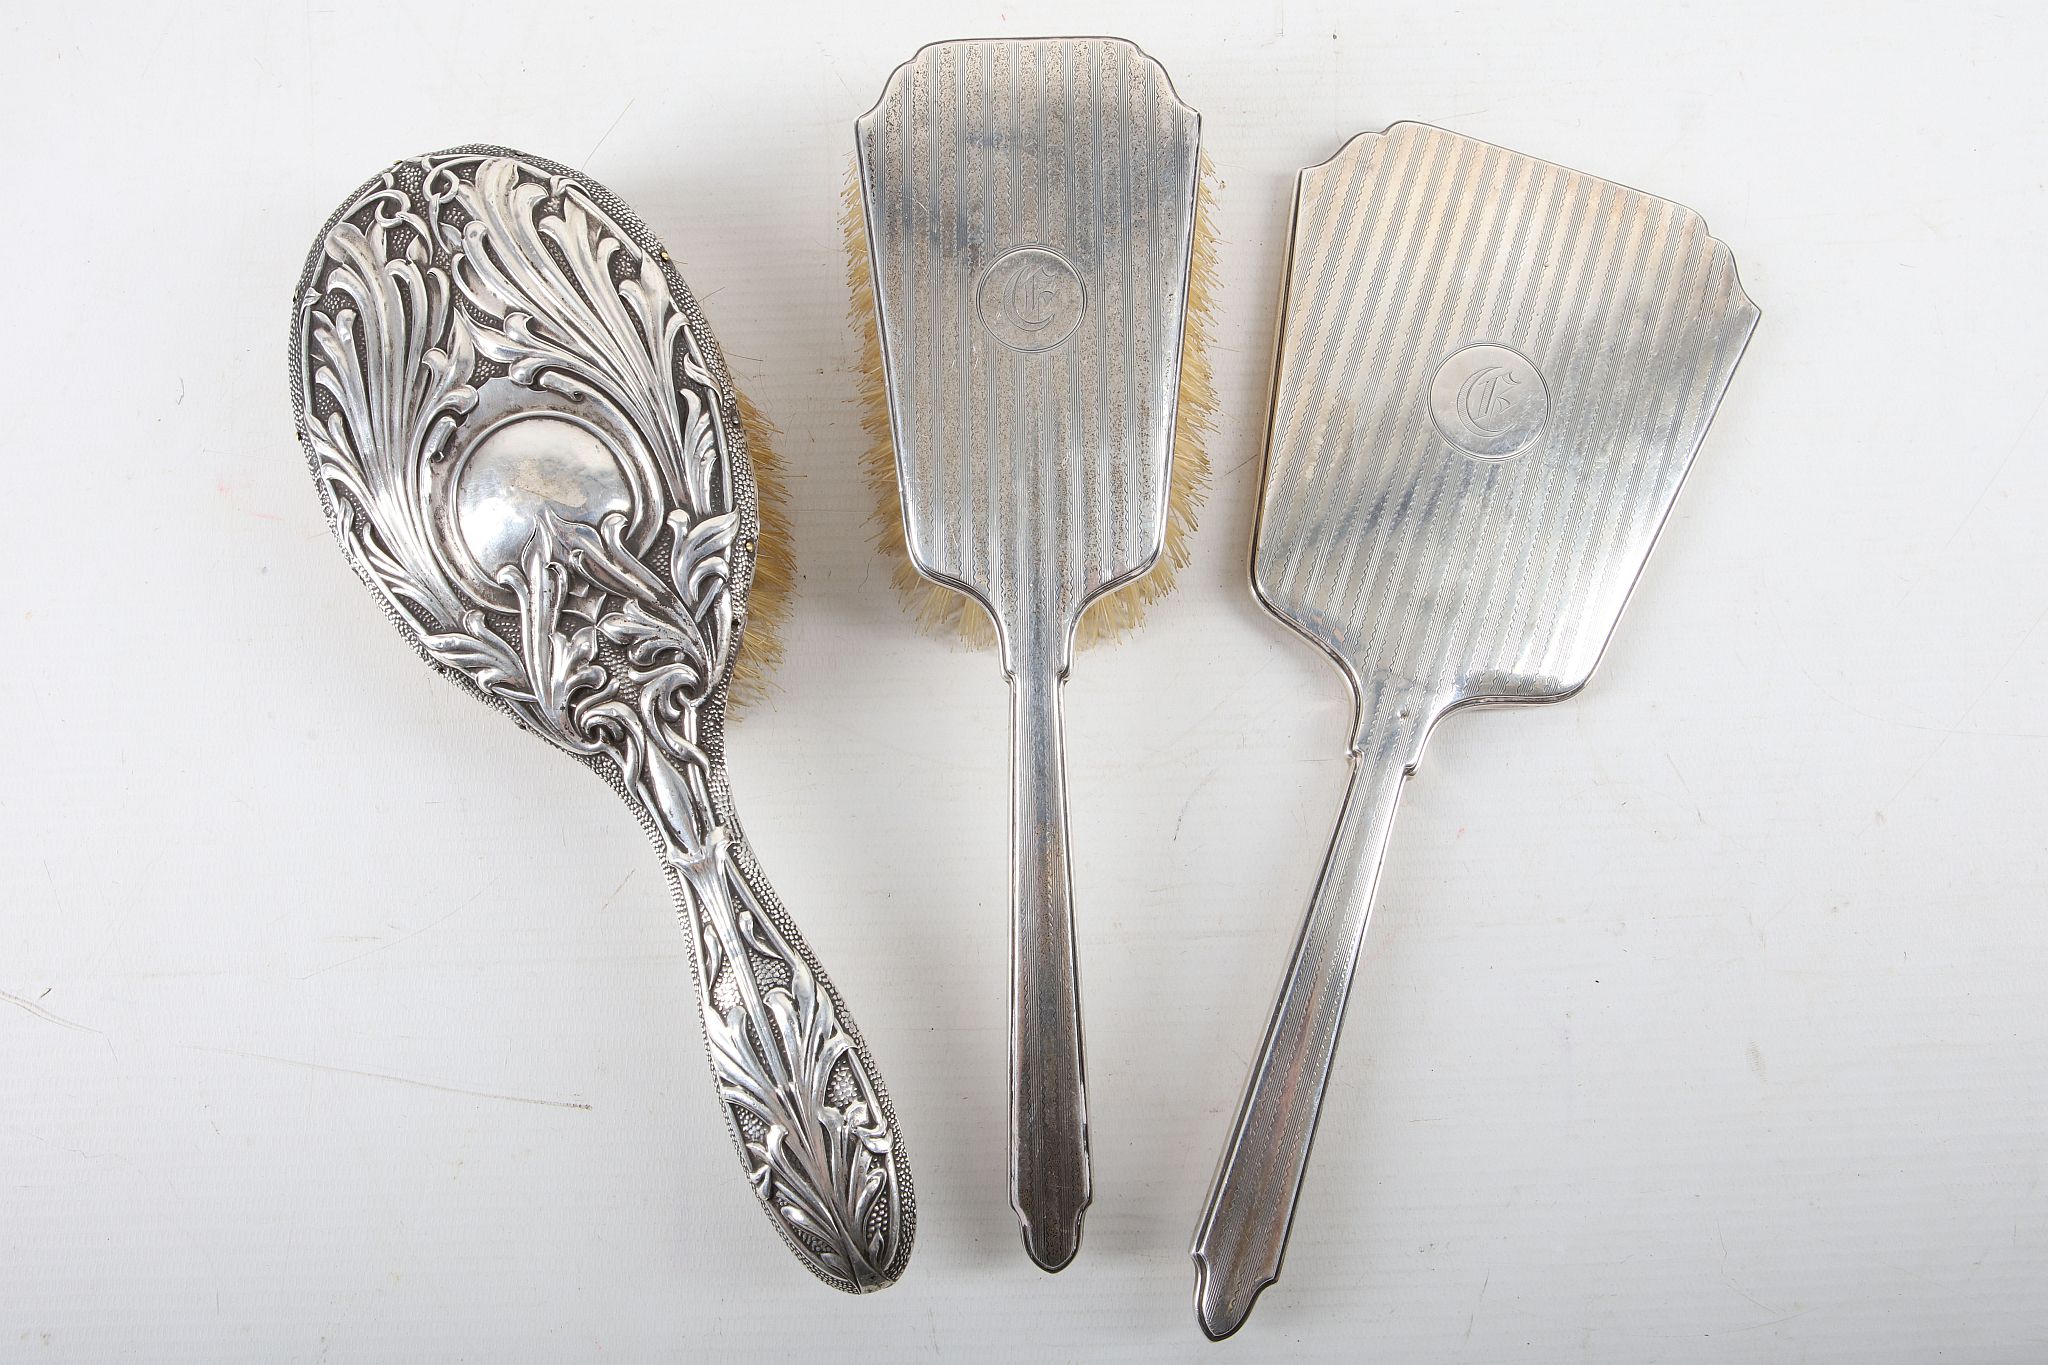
[1252, 124, 1758, 760]
[856, 37, 1200, 665]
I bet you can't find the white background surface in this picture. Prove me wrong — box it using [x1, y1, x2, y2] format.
[3, 1, 2045, 1360]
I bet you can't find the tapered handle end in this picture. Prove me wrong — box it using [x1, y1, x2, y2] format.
[1186, 752, 1413, 1335]
[1020, 1202, 1086, 1273]
[1193, 1249, 1274, 1340]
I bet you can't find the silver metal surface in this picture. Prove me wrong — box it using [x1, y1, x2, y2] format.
[288, 147, 912, 1292]
[855, 37, 1202, 1271]
[1192, 124, 1758, 1337]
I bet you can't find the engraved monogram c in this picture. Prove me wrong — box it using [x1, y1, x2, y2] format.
[977, 246, 1085, 353]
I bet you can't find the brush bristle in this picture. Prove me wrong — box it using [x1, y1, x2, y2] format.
[1079, 153, 1219, 646]
[844, 159, 1220, 652]
[729, 387, 793, 705]
[843, 177, 995, 646]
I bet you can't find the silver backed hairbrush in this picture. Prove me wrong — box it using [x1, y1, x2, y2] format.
[854, 38, 1207, 1271]
[287, 146, 911, 1291]
[1192, 124, 1758, 1336]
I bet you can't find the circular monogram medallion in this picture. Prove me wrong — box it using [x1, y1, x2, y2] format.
[975, 246, 1085, 353]
[1428, 343, 1549, 459]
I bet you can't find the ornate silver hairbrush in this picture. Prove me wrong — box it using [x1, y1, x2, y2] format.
[287, 146, 912, 1291]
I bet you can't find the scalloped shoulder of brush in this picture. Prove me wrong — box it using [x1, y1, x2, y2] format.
[843, 158, 1217, 651]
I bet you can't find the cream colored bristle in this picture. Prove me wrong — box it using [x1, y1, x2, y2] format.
[844, 160, 1220, 651]
[843, 177, 997, 647]
[1078, 152, 1219, 646]
[729, 386, 793, 705]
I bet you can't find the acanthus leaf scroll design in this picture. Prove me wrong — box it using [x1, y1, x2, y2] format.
[293, 150, 904, 1289]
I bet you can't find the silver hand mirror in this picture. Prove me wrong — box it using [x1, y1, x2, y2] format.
[1192, 123, 1758, 1337]
[288, 146, 911, 1291]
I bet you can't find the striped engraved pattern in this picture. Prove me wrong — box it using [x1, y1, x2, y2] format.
[856, 38, 1200, 657]
[1254, 124, 1758, 759]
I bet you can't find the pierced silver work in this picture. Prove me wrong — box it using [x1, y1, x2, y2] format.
[288, 147, 911, 1291]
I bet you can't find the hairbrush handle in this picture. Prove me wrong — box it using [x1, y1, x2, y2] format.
[1008, 644, 1092, 1272]
[665, 825, 910, 1292]
[1192, 750, 1409, 1337]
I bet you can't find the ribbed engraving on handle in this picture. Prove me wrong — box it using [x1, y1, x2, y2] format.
[1252, 123, 1759, 757]
[856, 37, 1200, 660]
